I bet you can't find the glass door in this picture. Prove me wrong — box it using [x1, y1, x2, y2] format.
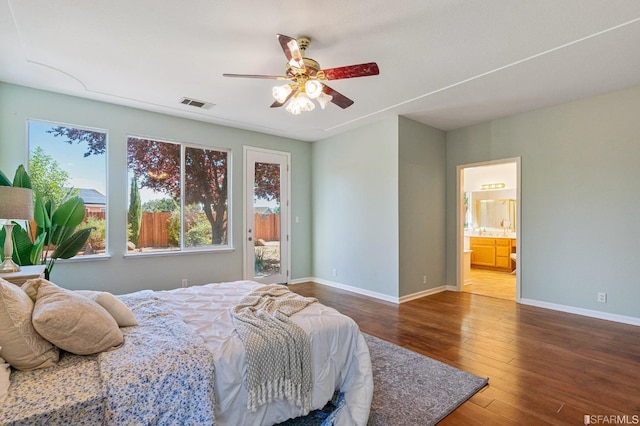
[244, 147, 289, 284]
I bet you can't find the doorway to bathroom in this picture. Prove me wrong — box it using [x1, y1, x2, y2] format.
[457, 158, 521, 301]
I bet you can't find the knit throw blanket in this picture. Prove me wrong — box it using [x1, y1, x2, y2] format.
[231, 284, 318, 413]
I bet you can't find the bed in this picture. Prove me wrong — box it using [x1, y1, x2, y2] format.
[0, 280, 373, 426]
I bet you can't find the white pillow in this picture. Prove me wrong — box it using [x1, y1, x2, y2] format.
[75, 290, 138, 327]
[0, 348, 10, 404]
[26, 279, 124, 355]
[0, 278, 59, 370]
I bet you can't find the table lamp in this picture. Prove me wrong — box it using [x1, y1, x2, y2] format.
[0, 186, 34, 273]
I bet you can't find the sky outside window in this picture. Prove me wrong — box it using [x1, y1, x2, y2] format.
[28, 120, 106, 195]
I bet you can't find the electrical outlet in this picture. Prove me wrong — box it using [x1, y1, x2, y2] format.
[597, 292, 607, 303]
[181, 278, 188, 288]
[332, 268, 337, 277]
[423, 276, 427, 284]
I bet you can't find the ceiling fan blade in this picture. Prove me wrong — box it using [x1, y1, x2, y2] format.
[270, 89, 297, 108]
[223, 73, 291, 80]
[322, 62, 379, 80]
[322, 85, 354, 109]
[277, 34, 306, 71]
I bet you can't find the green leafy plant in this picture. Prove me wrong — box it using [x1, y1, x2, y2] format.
[0, 165, 92, 279]
[84, 216, 106, 251]
[167, 204, 212, 248]
[128, 175, 142, 245]
[254, 248, 266, 273]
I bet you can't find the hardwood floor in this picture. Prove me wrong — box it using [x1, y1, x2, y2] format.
[290, 282, 640, 425]
[463, 268, 516, 301]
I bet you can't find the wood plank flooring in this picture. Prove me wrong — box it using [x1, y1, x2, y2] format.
[289, 282, 640, 425]
[463, 268, 516, 301]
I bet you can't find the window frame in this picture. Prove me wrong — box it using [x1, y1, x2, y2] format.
[27, 118, 109, 262]
[124, 135, 233, 257]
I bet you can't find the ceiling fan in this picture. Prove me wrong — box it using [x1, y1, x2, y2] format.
[223, 34, 379, 115]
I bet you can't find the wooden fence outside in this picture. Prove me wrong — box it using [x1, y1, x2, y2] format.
[138, 212, 172, 247]
[254, 213, 280, 242]
[84, 211, 280, 246]
[85, 212, 106, 220]
[86, 211, 172, 247]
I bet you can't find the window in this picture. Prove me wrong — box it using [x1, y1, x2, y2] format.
[126, 137, 230, 254]
[28, 120, 108, 257]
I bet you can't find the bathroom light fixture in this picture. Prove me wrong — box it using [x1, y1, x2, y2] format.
[480, 183, 506, 190]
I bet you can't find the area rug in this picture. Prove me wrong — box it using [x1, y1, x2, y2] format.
[281, 333, 488, 426]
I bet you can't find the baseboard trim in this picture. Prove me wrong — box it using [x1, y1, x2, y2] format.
[520, 298, 640, 326]
[290, 278, 453, 304]
[289, 277, 313, 285]
[398, 286, 449, 303]
[290, 277, 400, 303]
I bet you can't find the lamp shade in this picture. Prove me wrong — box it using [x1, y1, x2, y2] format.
[0, 186, 34, 272]
[0, 187, 34, 220]
[304, 80, 323, 99]
[272, 84, 293, 103]
[316, 91, 333, 109]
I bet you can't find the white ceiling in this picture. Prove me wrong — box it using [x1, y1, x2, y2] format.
[2, 1, 640, 142]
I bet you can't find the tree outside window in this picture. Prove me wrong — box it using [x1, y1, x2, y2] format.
[28, 120, 108, 256]
[126, 137, 230, 253]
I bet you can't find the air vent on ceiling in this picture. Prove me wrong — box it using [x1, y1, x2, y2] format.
[180, 97, 214, 109]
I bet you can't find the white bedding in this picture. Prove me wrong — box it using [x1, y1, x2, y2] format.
[158, 281, 373, 426]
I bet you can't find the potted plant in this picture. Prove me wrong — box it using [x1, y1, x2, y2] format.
[0, 165, 92, 279]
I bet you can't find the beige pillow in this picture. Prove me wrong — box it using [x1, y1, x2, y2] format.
[27, 279, 124, 355]
[75, 290, 138, 327]
[0, 278, 59, 370]
[0, 348, 10, 403]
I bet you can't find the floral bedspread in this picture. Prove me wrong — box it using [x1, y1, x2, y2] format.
[0, 353, 103, 425]
[104, 291, 216, 425]
[1, 291, 216, 426]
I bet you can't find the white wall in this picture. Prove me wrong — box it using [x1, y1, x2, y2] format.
[311, 117, 399, 297]
[0, 82, 312, 293]
[446, 84, 640, 319]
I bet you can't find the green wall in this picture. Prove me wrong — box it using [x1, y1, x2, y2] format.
[311, 117, 400, 297]
[0, 82, 312, 293]
[311, 116, 447, 299]
[446, 85, 640, 319]
[398, 117, 446, 297]
[3, 80, 639, 321]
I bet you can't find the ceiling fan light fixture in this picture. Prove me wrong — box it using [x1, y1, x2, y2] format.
[316, 91, 333, 109]
[225, 34, 379, 114]
[272, 84, 293, 103]
[286, 92, 315, 115]
[305, 80, 323, 99]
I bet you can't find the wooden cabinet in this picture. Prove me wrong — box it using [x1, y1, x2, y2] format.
[495, 239, 512, 269]
[470, 238, 496, 267]
[470, 237, 515, 272]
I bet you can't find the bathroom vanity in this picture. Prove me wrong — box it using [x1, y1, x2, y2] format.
[469, 236, 516, 272]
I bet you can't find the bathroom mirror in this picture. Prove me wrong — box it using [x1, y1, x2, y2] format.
[473, 199, 516, 230]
